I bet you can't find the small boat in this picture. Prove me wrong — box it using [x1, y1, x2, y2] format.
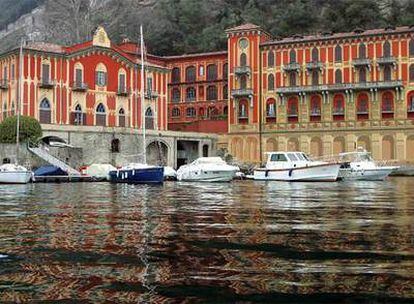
[253, 151, 340, 182]
[0, 164, 33, 184]
[163, 166, 177, 181]
[177, 157, 239, 182]
[109, 163, 164, 184]
[338, 150, 399, 181]
[84, 164, 117, 181]
[34, 165, 68, 177]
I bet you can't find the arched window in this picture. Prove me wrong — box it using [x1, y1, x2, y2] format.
[111, 138, 120, 153]
[359, 68, 367, 82]
[409, 39, 414, 57]
[207, 85, 217, 100]
[383, 41, 391, 57]
[240, 75, 247, 89]
[268, 51, 275, 67]
[407, 92, 414, 117]
[172, 107, 180, 117]
[409, 64, 414, 82]
[95, 63, 107, 87]
[384, 65, 392, 81]
[266, 98, 276, 118]
[118, 70, 126, 93]
[223, 106, 228, 116]
[238, 100, 248, 122]
[198, 107, 205, 118]
[310, 96, 321, 121]
[333, 94, 345, 120]
[207, 64, 217, 81]
[290, 49, 296, 63]
[73, 104, 84, 125]
[223, 85, 228, 99]
[289, 72, 296, 86]
[287, 97, 298, 122]
[172, 67, 180, 83]
[312, 47, 319, 61]
[208, 106, 218, 119]
[186, 107, 196, 117]
[96, 103, 106, 126]
[359, 43, 366, 58]
[185, 66, 196, 82]
[74, 63, 84, 86]
[268, 74, 274, 91]
[382, 92, 394, 119]
[335, 45, 342, 62]
[172, 88, 181, 102]
[357, 93, 369, 120]
[39, 98, 51, 124]
[223, 63, 228, 79]
[312, 70, 319, 85]
[240, 53, 247, 66]
[186, 87, 196, 101]
[335, 69, 342, 84]
[145, 107, 154, 130]
[118, 108, 126, 127]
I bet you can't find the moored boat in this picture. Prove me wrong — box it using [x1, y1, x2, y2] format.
[109, 163, 164, 184]
[0, 164, 32, 184]
[338, 150, 399, 181]
[253, 151, 340, 182]
[177, 157, 239, 182]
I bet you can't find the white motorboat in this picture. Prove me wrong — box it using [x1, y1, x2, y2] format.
[163, 166, 177, 181]
[0, 164, 32, 184]
[176, 157, 239, 182]
[338, 150, 399, 181]
[253, 151, 340, 182]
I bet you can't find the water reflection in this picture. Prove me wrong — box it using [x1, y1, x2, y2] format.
[0, 179, 413, 303]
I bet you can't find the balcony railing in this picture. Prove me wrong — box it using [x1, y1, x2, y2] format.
[145, 90, 159, 99]
[39, 78, 55, 89]
[283, 62, 301, 72]
[352, 58, 372, 66]
[234, 66, 251, 75]
[117, 87, 130, 96]
[333, 109, 345, 115]
[377, 56, 396, 65]
[71, 82, 88, 92]
[306, 61, 324, 70]
[0, 79, 8, 89]
[231, 88, 253, 97]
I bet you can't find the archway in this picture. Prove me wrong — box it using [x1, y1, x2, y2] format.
[382, 135, 395, 160]
[266, 138, 277, 152]
[287, 138, 299, 152]
[310, 137, 323, 157]
[333, 137, 346, 155]
[357, 136, 371, 152]
[146, 140, 168, 166]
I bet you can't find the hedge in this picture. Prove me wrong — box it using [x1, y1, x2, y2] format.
[0, 116, 42, 144]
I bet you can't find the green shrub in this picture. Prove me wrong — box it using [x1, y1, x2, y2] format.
[0, 116, 42, 143]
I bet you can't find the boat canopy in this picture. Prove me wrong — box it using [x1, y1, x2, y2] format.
[339, 151, 373, 162]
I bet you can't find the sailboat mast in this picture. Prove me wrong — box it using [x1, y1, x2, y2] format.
[16, 39, 24, 164]
[140, 25, 146, 164]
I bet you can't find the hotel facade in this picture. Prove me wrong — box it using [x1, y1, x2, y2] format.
[1, 24, 414, 164]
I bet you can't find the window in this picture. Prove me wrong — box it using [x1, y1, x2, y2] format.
[75, 68, 83, 85]
[223, 106, 228, 116]
[118, 108, 126, 127]
[96, 71, 107, 86]
[42, 63, 50, 83]
[359, 68, 366, 83]
[333, 95, 345, 119]
[119, 73, 126, 92]
[186, 87, 196, 101]
[290, 49, 296, 63]
[172, 88, 180, 102]
[96, 103, 106, 126]
[240, 53, 247, 66]
[11, 64, 14, 80]
[310, 96, 321, 121]
[10, 102, 15, 116]
[207, 64, 217, 81]
[186, 66, 196, 82]
[186, 107, 196, 117]
[223, 85, 228, 99]
[408, 94, 414, 113]
[207, 85, 217, 100]
[287, 153, 298, 161]
[39, 98, 51, 124]
[111, 139, 120, 153]
[73, 104, 84, 125]
[223, 63, 228, 79]
[384, 66, 392, 81]
[287, 97, 298, 122]
[270, 154, 287, 162]
[145, 107, 154, 130]
[410, 64, 414, 82]
[409, 39, 414, 57]
[335, 45, 342, 62]
[359, 43, 366, 58]
[289, 72, 296, 86]
[312, 70, 319, 85]
[238, 101, 248, 119]
[240, 75, 247, 89]
[146, 77, 153, 92]
[172, 107, 180, 117]
[199, 65, 204, 76]
[208, 107, 218, 119]
[383, 41, 391, 57]
[268, 74, 274, 91]
[357, 94, 369, 120]
[382, 92, 394, 118]
[268, 51, 275, 67]
[172, 67, 180, 83]
[266, 99, 276, 118]
[312, 47, 319, 62]
[335, 69, 342, 84]
[3, 67, 7, 81]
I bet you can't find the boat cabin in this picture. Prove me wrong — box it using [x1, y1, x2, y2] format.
[265, 152, 312, 169]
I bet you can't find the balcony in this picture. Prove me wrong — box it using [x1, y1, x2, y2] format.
[145, 90, 159, 99]
[117, 87, 130, 96]
[377, 56, 396, 65]
[283, 62, 301, 72]
[352, 58, 372, 67]
[71, 82, 88, 92]
[306, 61, 324, 70]
[231, 88, 253, 98]
[234, 66, 251, 75]
[332, 109, 345, 116]
[0, 79, 8, 90]
[39, 78, 55, 89]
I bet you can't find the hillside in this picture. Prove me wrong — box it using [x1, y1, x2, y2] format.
[0, 0, 42, 30]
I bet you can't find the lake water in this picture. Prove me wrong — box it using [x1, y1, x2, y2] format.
[0, 178, 413, 303]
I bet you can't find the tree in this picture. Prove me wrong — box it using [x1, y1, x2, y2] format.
[0, 116, 42, 144]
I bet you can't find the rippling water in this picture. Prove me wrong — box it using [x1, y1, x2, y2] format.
[0, 178, 413, 303]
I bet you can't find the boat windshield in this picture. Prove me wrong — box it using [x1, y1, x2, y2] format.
[340, 152, 373, 162]
[295, 153, 306, 161]
[270, 153, 288, 162]
[287, 153, 298, 162]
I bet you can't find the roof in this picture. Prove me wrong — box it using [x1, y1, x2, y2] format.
[262, 25, 414, 47]
[25, 42, 65, 53]
[163, 50, 227, 60]
[225, 23, 262, 33]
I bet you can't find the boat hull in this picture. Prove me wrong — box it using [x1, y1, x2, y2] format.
[253, 163, 340, 182]
[178, 170, 236, 182]
[109, 167, 164, 184]
[0, 171, 32, 184]
[339, 167, 397, 181]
